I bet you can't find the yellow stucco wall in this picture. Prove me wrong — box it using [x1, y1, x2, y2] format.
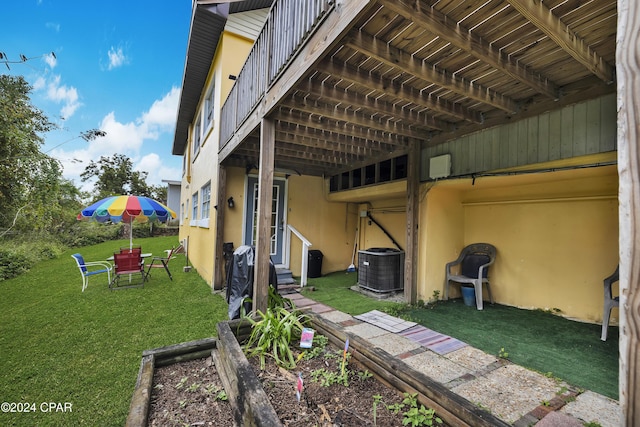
[221, 170, 356, 276]
[420, 164, 619, 323]
[179, 31, 256, 285]
[286, 175, 354, 275]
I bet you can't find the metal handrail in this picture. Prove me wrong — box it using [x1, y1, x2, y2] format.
[285, 224, 312, 287]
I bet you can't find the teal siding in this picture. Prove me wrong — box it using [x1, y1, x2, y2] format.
[421, 94, 617, 181]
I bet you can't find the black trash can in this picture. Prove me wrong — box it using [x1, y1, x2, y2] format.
[308, 250, 323, 278]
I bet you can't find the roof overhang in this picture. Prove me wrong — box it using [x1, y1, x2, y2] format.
[172, 0, 273, 155]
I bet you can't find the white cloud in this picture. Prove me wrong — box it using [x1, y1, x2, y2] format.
[107, 46, 127, 70]
[136, 153, 181, 188]
[33, 76, 46, 91]
[46, 22, 60, 32]
[35, 74, 81, 119]
[44, 53, 57, 69]
[140, 87, 180, 130]
[53, 86, 181, 189]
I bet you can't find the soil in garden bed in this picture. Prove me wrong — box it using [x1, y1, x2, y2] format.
[148, 356, 235, 427]
[247, 340, 447, 427]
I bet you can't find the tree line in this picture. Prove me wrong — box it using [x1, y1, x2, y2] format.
[0, 74, 168, 240]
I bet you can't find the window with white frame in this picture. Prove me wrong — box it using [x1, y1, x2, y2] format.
[204, 80, 215, 131]
[192, 117, 202, 159]
[191, 192, 198, 225]
[201, 181, 211, 222]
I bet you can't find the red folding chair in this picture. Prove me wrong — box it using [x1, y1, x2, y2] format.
[110, 251, 146, 290]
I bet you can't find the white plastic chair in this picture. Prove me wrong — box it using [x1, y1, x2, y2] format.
[601, 265, 619, 341]
[72, 253, 112, 292]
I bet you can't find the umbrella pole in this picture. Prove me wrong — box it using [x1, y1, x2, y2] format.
[130, 217, 133, 250]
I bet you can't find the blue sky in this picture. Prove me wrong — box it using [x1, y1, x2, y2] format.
[3, 0, 192, 190]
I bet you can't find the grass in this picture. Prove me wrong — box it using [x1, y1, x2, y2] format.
[303, 271, 619, 400]
[0, 244, 619, 426]
[0, 236, 228, 427]
[301, 271, 399, 315]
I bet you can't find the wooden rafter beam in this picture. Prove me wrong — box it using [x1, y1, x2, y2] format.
[275, 128, 380, 159]
[271, 108, 409, 153]
[505, 0, 614, 84]
[320, 58, 483, 123]
[276, 121, 385, 156]
[377, 0, 559, 99]
[346, 29, 520, 113]
[299, 78, 451, 131]
[282, 94, 429, 141]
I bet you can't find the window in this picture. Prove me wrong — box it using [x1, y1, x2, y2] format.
[191, 192, 198, 225]
[328, 154, 409, 193]
[201, 181, 211, 222]
[204, 81, 215, 130]
[180, 202, 185, 224]
[192, 117, 201, 159]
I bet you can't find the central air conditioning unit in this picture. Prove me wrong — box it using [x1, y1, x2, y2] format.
[429, 154, 451, 179]
[358, 248, 404, 293]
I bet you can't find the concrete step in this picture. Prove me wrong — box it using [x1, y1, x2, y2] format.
[276, 268, 296, 285]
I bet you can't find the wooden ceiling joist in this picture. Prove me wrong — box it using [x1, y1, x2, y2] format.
[320, 58, 484, 123]
[505, 0, 615, 83]
[346, 29, 520, 113]
[376, 0, 560, 99]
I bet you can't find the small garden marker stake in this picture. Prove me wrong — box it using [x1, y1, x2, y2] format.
[341, 338, 350, 376]
[296, 372, 303, 402]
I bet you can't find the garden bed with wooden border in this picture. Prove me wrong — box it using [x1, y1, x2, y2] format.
[218, 314, 509, 427]
[127, 314, 509, 426]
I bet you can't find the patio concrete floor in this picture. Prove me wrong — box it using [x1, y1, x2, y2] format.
[283, 290, 621, 427]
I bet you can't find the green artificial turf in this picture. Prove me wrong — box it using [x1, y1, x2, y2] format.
[0, 236, 228, 426]
[304, 271, 619, 400]
[301, 271, 399, 315]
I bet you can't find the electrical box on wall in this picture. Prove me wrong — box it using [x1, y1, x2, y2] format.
[429, 154, 451, 179]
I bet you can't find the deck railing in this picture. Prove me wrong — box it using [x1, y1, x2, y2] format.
[220, 0, 335, 150]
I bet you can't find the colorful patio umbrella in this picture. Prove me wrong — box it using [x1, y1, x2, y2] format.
[78, 195, 177, 249]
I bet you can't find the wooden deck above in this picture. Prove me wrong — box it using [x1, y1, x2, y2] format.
[218, 0, 617, 177]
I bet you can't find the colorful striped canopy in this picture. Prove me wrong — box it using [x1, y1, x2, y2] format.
[79, 195, 177, 224]
[79, 195, 177, 249]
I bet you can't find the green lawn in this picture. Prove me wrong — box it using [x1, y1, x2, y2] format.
[0, 244, 618, 426]
[303, 271, 619, 400]
[0, 236, 228, 427]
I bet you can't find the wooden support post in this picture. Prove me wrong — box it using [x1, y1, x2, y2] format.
[617, 0, 640, 423]
[253, 118, 275, 313]
[213, 165, 227, 291]
[404, 140, 419, 304]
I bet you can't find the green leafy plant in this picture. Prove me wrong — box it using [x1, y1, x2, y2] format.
[373, 394, 383, 426]
[498, 347, 509, 359]
[243, 306, 308, 369]
[187, 382, 200, 393]
[358, 370, 373, 381]
[583, 422, 602, 427]
[386, 393, 442, 426]
[400, 393, 442, 426]
[175, 377, 188, 389]
[302, 334, 329, 360]
[310, 367, 350, 387]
